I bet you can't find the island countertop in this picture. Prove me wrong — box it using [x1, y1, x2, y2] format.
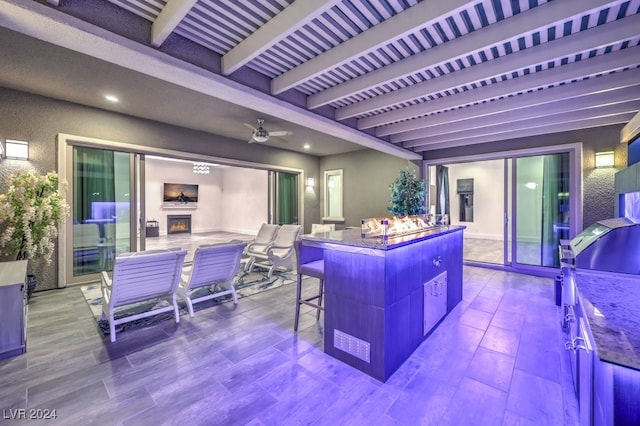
[301, 225, 466, 251]
[575, 268, 640, 371]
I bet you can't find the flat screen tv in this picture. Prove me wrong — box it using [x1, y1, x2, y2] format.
[163, 183, 198, 205]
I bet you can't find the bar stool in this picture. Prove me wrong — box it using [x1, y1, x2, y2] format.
[293, 240, 324, 331]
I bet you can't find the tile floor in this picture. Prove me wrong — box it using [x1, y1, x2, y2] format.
[0, 266, 579, 425]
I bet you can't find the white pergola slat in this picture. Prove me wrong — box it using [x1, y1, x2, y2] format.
[308, 0, 617, 110]
[270, 0, 471, 95]
[337, 13, 640, 121]
[402, 93, 640, 147]
[151, 0, 198, 47]
[356, 44, 640, 130]
[382, 71, 640, 139]
[222, 0, 339, 75]
[412, 112, 635, 152]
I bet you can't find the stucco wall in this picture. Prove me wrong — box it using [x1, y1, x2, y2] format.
[320, 150, 421, 227]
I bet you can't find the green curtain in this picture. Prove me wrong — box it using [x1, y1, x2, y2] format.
[277, 172, 298, 224]
[73, 146, 116, 223]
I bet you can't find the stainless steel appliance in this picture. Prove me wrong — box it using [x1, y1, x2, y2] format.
[559, 217, 640, 425]
[560, 217, 640, 275]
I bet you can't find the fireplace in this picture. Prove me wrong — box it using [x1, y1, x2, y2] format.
[167, 215, 192, 235]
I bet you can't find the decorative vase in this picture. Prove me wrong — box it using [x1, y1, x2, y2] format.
[26, 274, 37, 302]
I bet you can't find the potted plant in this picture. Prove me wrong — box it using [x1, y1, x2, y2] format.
[0, 169, 69, 298]
[388, 167, 427, 217]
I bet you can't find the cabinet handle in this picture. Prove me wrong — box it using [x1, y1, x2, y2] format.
[433, 256, 442, 267]
[565, 336, 588, 353]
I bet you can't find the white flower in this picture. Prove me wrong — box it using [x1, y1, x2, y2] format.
[0, 169, 69, 263]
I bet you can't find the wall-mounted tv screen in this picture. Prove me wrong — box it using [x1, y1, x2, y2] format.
[163, 183, 199, 204]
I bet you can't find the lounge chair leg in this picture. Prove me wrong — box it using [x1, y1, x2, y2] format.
[186, 298, 194, 318]
[109, 318, 116, 343]
[231, 286, 238, 304]
[172, 297, 180, 323]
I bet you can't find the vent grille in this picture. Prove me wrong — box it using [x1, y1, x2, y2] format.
[334, 329, 371, 363]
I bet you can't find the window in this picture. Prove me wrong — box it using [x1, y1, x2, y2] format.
[323, 169, 343, 221]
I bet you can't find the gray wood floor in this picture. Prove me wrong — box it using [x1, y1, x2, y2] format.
[0, 266, 579, 425]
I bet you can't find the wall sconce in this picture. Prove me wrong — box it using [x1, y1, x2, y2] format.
[5, 139, 29, 160]
[595, 151, 615, 168]
[306, 177, 315, 187]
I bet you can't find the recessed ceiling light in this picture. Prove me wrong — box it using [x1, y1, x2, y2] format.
[303, 144, 310, 150]
[105, 95, 119, 103]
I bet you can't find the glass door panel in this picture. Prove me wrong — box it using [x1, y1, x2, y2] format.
[438, 160, 505, 265]
[515, 153, 570, 267]
[506, 158, 512, 265]
[72, 146, 131, 277]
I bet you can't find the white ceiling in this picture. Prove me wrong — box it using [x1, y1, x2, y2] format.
[1, 0, 639, 159]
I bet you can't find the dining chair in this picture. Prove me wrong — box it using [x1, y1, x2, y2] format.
[293, 239, 324, 331]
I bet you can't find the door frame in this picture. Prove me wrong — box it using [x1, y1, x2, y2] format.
[57, 133, 305, 287]
[423, 142, 583, 276]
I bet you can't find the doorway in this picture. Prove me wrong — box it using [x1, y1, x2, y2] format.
[58, 134, 304, 287]
[427, 144, 580, 274]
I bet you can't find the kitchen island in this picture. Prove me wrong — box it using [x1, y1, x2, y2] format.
[572, 269, 640, 425]
[300, 225, 465, 382]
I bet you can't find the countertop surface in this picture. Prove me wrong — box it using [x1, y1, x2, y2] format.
[300, 226, 465, 251]
[0, 260, 28, 287]
[575, 269, 640, 371]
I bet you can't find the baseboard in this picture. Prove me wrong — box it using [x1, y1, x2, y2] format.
[464, 233, 502, 241]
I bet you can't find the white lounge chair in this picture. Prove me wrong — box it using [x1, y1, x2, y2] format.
[177, 241, 246, 317]
[247, 224, 303, 278]
[243, 223, 280, 271]
[101, 248, 187, 342]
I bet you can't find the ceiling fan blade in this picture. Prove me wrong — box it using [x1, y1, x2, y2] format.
[243, 122, 257, 132]
[270, 136, 289, 144]
[270, 130, 293, 137]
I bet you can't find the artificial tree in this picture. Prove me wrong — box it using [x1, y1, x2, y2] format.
[388, 167, 427, 216]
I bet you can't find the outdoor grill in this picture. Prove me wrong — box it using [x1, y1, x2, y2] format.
[560, 217, 640, 275]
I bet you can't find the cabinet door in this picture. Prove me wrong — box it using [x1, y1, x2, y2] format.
[424, 271, 448, 335]
[0, 284, 25, 358]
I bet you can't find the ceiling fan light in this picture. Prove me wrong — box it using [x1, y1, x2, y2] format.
[254, 128, 269, 142]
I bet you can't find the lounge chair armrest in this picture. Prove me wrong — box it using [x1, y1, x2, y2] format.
[101, 270, 112, 289]
[101, 271, 112, 304]
[267, 245, 293, 259]
[246, 241, 273, 253]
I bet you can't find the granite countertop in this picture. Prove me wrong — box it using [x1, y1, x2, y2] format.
[301, 226, 465, 251]
[0, 260, 28, 287]
[575, 269, 640, 371]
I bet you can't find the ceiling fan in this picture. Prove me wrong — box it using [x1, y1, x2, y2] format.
[244, 118, 293, 143]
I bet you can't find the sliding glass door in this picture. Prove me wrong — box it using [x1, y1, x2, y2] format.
[429, 149, 573, 272]
[515, 153, 570, 268]
[431, 159, 506, 265]
[66, 145, 141, 284]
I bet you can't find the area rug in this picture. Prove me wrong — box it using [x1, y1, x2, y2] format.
[80, 268, 296, 338]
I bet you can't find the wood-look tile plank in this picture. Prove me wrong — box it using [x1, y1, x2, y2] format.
[0, 263, 579, 425]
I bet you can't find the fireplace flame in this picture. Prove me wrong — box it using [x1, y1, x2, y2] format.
[170, 221, 188, 231]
